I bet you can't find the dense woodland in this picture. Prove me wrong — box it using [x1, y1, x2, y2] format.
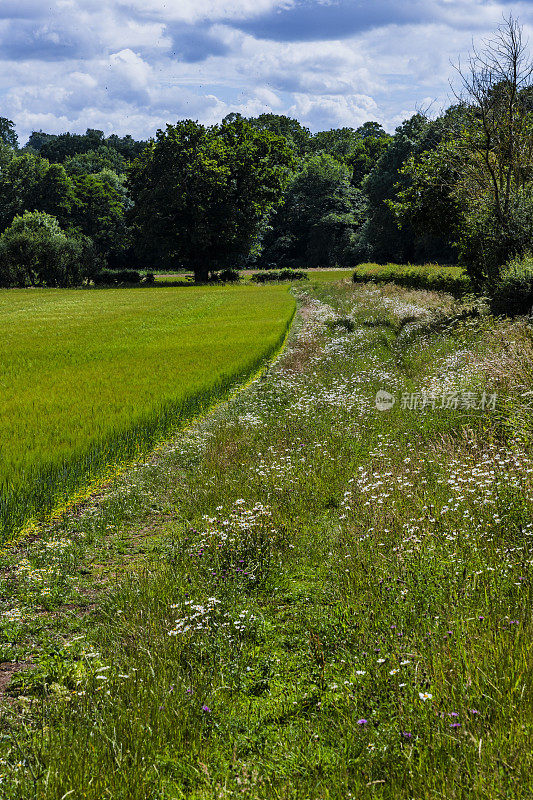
[0, 19, 533, 306]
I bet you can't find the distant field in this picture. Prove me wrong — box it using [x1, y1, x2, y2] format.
[154, 269, 354, 285]
[0, 285, 295, 539]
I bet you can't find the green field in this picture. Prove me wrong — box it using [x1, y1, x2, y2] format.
[0, 285, 295, 540]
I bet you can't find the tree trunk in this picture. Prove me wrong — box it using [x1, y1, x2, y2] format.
[193, 263, 209, 283]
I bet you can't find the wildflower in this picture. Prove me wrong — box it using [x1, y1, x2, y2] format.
[202, 705, 211, 714]
[401, 732, 412, 739]
[355, 670, 366, 676]
[419, 692, 433, 701]
[389, 669, 399, 675]
[357, 719, 368, 725]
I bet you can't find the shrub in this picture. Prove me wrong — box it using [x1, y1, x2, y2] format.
[251, 269, 308, 283]
[352, 263, 471, 296]
[93, 269, 142, 286]
[209, 268, 240, 283]
[0, 211, 100, 288]
[489, 255, 533, 316]
[458, 196, 533, 291]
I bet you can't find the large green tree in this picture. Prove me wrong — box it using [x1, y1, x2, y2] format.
[128, 118, 295, 281]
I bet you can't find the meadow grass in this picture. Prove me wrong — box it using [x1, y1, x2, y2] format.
[0, 285, 295, 541]
[1, 280, 532, 798]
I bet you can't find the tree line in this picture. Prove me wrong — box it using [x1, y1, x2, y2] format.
[0, 17, 532, 299]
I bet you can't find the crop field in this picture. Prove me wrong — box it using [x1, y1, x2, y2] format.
[1, 276, 532, 798]
[0, 285, 295, 540]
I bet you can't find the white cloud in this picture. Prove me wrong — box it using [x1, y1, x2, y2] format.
[1, 1, 533, 142]
[289, 93, 381, 130]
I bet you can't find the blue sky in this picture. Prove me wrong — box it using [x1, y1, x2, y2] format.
[0, 0, 531, 143]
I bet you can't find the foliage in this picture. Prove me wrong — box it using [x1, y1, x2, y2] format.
[92, 269, 142, 285]
[352, 262, 472, 295]
[349, 126, 392, 186]
[0, 284, 295, 538]
[0, 116, 18, 148]
[358, 114, 458, 264]
[0, 211, 100, 288]
[309, 126, 360, 161]
[260, 152, 365, 268]
[209, 268, 241, 283]
[251, 269, 308, 282]
[128, 118, 295, 281]
[63, 146, 127, 177]
[489, 252, 533, 315]
[33, 129, 147, 163]
[246, 113, 311, 156]
[390, 108, 467, 247]
[0, 153, 75, 232]
[392, 19, 533, 288]
[71, 169, 129, 257]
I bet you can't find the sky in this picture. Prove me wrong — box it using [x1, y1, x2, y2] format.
[1, 0, 532, 144]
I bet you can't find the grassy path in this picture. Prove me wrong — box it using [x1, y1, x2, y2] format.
[1, 280, 532, 798]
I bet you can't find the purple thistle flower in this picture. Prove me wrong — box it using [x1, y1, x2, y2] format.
[357, 719, 367, 725]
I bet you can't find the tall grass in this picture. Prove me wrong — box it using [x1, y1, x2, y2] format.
[0, 285, 295, 541]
